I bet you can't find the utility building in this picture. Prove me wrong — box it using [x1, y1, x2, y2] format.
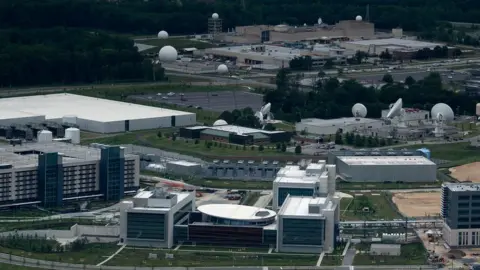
[335, 156, 436, 182]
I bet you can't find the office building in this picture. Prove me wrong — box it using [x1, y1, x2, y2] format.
[119, 188, 196, 248]
[295, 117, 385, 136]
[272, 161, 336, 210]
[442, 183, 480, 247]
[0, 94, 196, 133]
[335, 156, 437, 182]
[0, 142, 139, 208]
[277, 195, 340, 253]
[180, 124, 291, 145]
[342, 38, 444, 55]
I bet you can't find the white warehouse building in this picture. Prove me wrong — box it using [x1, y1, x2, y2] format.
[295, 117, 385, 136]
[0, 94, 196, 133]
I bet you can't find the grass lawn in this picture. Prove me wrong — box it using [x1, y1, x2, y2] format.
[179, 245, 268, 252]
[106, 248, 318, 267]
[399, 142, 480, 166]
[0, 219, 106, 232]
[139, 38, 216, 49]
[337, 181, 442, 190]
[340, 198, 353, 211]
[168, 74, 211, 82]
[353, 242, 427, 265]
[0, 209, 50, 218]
[241, 192, 262, 206]
[340, 193, 401, 221]
[179, 177, 273, 190]
[0, 263, 43, 270]
[83, 129, 291, 158]
[0, 243, 119, 265]
[321, 255, 343, 266]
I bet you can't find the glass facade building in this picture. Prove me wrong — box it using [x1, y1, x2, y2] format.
[282, 218, 325, 245]
[277, 187, 313, 208]
[100, 146, 125, 201]
[37, 152, 63, 207]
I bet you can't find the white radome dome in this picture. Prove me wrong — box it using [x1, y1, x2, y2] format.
[217, 64, 229, 73]
[317, 18, 323, 25]
[158, 46, 178, 62]
[213, 119, 228, 126]
[352, 103, 368, 118]
[212, 13, 219, 19]
[157, 30, 169, 39]
[355, 15, 363, 21]
[431, 103, 454, 122]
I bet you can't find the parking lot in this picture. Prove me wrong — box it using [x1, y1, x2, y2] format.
[130, 91, 264, 112]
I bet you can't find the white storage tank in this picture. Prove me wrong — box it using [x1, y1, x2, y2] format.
[476, 103, 480, 116]
[62, 115, 78, 125]
[37, 130, 53, 143]
[65, 127, 81, 144]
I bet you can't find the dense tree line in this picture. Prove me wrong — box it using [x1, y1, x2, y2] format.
[263, 69, 478, 123]
[4, 0, 480, 36]
[0, 233, 89, 253]
[0, 28, 164, 87]
[217, 108, 261, 128]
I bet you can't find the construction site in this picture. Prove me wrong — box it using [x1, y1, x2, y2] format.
[449, 162, 480, 182]
[392, 192, 441, 218]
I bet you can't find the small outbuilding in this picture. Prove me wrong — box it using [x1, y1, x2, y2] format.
[370, 243, 401, 256]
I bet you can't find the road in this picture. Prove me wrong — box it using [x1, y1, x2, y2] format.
[345, 69, 469, 83]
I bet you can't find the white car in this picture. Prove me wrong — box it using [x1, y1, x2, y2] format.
[156, 93, 162, 96]
[167, 92, 175, 96]
[162, 96, 168, 100]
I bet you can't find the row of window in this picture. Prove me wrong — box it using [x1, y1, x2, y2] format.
[458, 231, 480, 246]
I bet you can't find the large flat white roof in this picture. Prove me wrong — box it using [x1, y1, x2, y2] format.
[300, 117, 382, 127]
[0, 94, 194, 122]
[338, 156, 435, 165]
[197, 204, 276, 221]
[209, 125, 284, 135]
[345, 38, 442, 49]
[279, 196, 333, 216]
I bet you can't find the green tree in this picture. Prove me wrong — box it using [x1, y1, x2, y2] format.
[354, 134, 364, 147]
[335, 131, 343, 145]
[294, 145, 302, 154]
[258, 145, 264, 151]
[382, 73, 394, 84]
[281, 144, 287, 152]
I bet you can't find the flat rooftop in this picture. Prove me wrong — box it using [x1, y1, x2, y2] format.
[299, 117, 382, 127]
[0, 93, 193, 122]
[0, 142, 136, 168]
[338, 156, 435, 166]
[279, 196, 333, 216]
[345, 38, 442, 49]
[209, 45, 304, 60]
[167, 160, 201, 167]
[444, 183, 480, 192]
[197, 204, 276, 221]
[210, 125, 284, 135]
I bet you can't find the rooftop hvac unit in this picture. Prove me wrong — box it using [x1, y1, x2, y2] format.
[65, 127, 80, 144]
[37, 130, 53, 143]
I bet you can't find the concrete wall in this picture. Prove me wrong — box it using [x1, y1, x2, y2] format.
[337, 160, 437, 182]
[0, 115, 46, 126]
[295, 120, 385, 135]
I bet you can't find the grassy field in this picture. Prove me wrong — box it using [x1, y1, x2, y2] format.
[106, 248, 319, 267]
[337, 181, 442, 190]
[139, 38, 216, 49]
[0, 243, 118, 265]
[179, 245, 268, 252]
[0, 219, 106, 232]
[0, 263, 43, 270]
[340, 193, 401, 221]
[83, 129, 291, 158]
[0, 209, 50, 218]
[353, 242, 427, 265]
[400, 142, 480, 165]
[321, 255, 343, 266]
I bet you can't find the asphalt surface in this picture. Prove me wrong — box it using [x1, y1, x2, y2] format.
[131, 90, 264, 112]
[342, 249, 356, 266]
[346, 70, 469, 83]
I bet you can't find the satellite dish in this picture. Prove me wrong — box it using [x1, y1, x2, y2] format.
[355, 15, 363, 21]
[303, 23, 307, 26]
[158, 46, 178, 62]
[217, 64, 228, 74]
[386, 98, 403, 119]
[431, 103, 454, 122]
[352, 103, 367, 118]
[213, 119, 228, 126]
[157, 30, 169, 39]
[260, 103, 271, 116]
[317, 18, 323, 25]
[431, 103, 454, 137]
[212, 13, 219, 19]
[255, 103, 274, 129]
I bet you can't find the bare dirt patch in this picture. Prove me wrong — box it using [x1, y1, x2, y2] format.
[449, 162, 480, 182]
[392, 192, 441, 217]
